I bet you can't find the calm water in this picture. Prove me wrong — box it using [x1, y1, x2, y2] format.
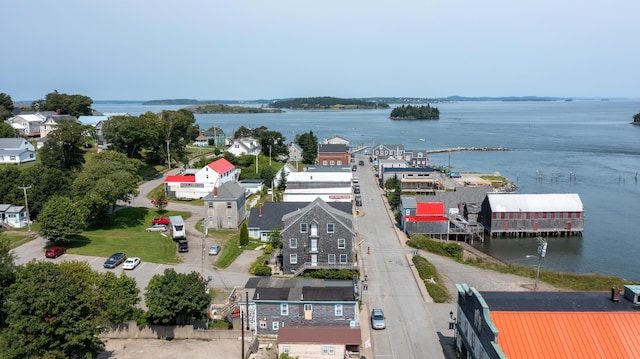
[93, 100, 640, 281]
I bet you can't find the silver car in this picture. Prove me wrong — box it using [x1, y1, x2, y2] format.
[145, 224, 167, 232]
[371, 308, 386, 330]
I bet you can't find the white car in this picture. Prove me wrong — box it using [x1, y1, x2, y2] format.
[122, 257, 141, 270]
[352, 176, 359, 183]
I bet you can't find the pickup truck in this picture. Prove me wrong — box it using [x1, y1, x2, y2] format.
[152, 216, 170, 225]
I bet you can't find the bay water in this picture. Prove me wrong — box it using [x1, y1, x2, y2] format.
[93, 100, 640, 281]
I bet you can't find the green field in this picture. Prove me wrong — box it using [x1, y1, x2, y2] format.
[64, 207, 192, 264]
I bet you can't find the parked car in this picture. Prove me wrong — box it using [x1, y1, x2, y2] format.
[178, 239, 189, 252]
[209, 245, 221, 255]
[45, 246, 66, 258]
[103, 252, 127, 269]
[123, 257, 141, 270]
[152, 216, 170, 225]
[358, 160, 365, 166]
[355, 195, 363, 207]
[371, 308, 386, 330]
[353, 184, 361, 194]
[351, 165, 357, 172]
[352, 176, 359, 183]
[146, 224, 167, 232]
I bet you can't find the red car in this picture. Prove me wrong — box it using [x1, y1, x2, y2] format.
[45, 246, 66, 258]
[152, 216, 170, 225]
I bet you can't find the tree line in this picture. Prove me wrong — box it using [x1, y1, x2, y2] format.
[389, 104, 440, 120]
[0, 241, 209, 358]
[269, 96, 389, 109]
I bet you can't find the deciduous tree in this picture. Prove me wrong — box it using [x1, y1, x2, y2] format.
[1, 261, 105, 358]
[145, 269, 209, 325]
[0, 238, 17, 328]
[0, 93, 14, 122]
[0, 122, 16, 137]
[37, 90, 93, 117]
[38, 196, 88, 242]
[39, 118, 90, 171]
[96, 272, 140, 324]
[102, 113, 160, 158]
[295, 130, 318, 164]
[73, 151, 141, 221]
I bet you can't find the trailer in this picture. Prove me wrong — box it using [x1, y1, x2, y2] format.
[168, 216, 186, 240]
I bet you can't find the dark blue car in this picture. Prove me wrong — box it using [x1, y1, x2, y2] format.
[103, 252, 126, 269]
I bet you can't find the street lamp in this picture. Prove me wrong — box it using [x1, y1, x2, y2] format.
[526, 237, 547, 291]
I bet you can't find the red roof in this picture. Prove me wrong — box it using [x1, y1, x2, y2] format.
[404, 202, 448, 222]
[208, 158, 235, 174]
[416, 202, 444, 216]
[277, 326, 361, 345]
[165, 175, 195, 183]
[491, 311, 640, 359]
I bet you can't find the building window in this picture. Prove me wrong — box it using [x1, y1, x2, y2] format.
[283, 346, 289, 353]
[322, 160, 328, 165]
[290, 254, 297, 264]
[272, 321, 279, 331]
[328, 254, 335, 264]
[335, 304, 343, 316]
[10, 156, 16, 161]
[304, 304, 312, 312]
[226, 202, 232, 209]
[340, 254, 347, 263]
[290, 238, 297, 248]
[259, 321, 267, 329]
[327, 223, 334, 233]
[227, 216, 232, 224]
[337, 160, 342, 165]
[330, 160, 335, 165]
[208, 202, 213, 208]
[281, 303, 289, 316]
[300, 223, 307, 233]
[322, 346, 335, 355]
[338, 238, 346, 249]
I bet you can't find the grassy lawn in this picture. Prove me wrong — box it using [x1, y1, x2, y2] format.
[65, 207, 192, 264]
[0, 232, 36, 248]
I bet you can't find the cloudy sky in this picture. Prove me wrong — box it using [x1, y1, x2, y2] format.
[3, 0, 638, 101]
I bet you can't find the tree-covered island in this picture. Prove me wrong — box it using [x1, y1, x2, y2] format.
[268, 96, 389, 110]
[185, 103, 283, 114]
[390, 104, 440, 120]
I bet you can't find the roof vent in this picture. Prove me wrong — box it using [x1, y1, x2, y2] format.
[300, 293, 304, 300]
[611, 287, 620, 302]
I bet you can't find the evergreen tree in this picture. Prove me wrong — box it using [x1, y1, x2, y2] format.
[239, 222, 249, 246]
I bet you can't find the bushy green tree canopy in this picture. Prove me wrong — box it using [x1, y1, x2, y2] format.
[38, 196, 88, 242]
[0, 93, 14, 122]
[2, 261, 105, 359]
[295, 130, 318, 164]
[145, 269, 209, 325]
[34, 91, 93, 117]
[39, 119, 91, 171]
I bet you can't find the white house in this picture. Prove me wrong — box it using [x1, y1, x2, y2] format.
[282, 171, 353, 202]
[39, 114, 76, 138]
[0, 204, 26, 228]
[227, 137, 261, 156]
[0, 138, 36, 164]
[6, 114, 45, 137]
[324, 135, 350, 145]
[164, 158, 238, 199]
[274, 163, 295, 188]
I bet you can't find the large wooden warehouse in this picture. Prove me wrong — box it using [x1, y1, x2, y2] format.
[478, 193, 584, 237]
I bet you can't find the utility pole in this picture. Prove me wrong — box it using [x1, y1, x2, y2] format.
[18, 186, 32, 232]
[166, 139, 171, 168]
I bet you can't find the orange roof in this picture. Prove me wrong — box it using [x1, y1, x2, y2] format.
[165, 175, 195, 183]
[208, 158, 235, 174]
[491, 311, 640, 359]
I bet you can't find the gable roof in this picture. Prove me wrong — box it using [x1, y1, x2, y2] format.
[207, 158, 235, 174]
[278, 326, 361, 345]
[486, 193, 584, 213]
[0, 138, 29, 149]
[281, 198, 354, 233]
[248, 201, 352, 230]
[202, 181, 245, 201]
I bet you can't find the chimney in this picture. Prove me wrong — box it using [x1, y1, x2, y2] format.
[213, 186, 218, 197]
[611, 287, 620, 302]
[259, 203, 263, 217]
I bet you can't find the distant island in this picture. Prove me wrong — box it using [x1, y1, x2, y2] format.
[185, 103, 283, 114]
[633, 112, 640, 125]
[142, 99, 200, 105]
[268, 96, 390, 110]
[390, 104, 439, 120]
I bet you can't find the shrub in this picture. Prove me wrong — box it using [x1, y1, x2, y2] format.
[264, 243, 274, 254]
[407, 235, 463, 260]
[254, 265, 272, 276]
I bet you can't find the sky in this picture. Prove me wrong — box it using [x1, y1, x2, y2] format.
[2, 0, 639, 101]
